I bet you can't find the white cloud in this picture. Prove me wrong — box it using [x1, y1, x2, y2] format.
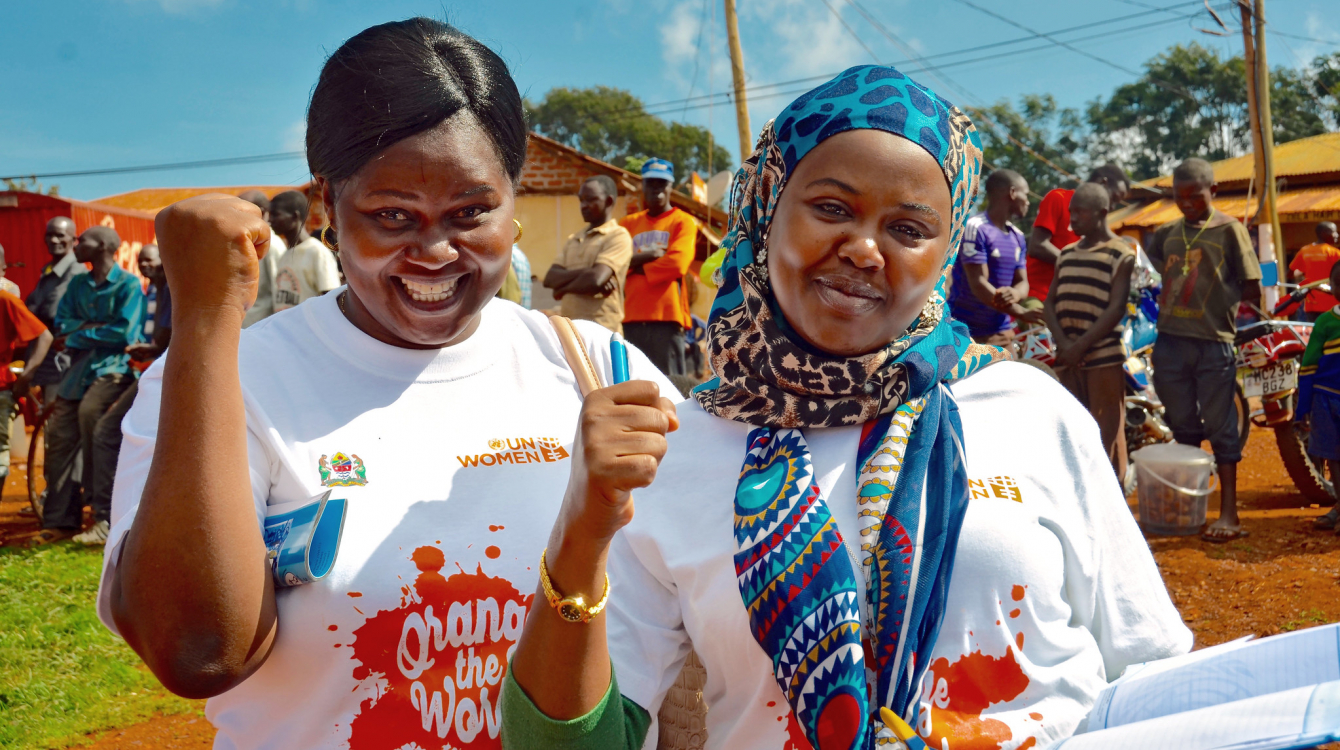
[283, 121, 306, 152]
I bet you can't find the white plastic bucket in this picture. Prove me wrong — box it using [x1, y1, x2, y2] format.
[1131, 443, 1218, 536]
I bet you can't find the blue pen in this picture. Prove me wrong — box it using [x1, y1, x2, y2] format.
[610, 333, 630, 384]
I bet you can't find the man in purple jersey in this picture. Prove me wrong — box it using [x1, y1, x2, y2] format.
[948, 169, 1039, 344]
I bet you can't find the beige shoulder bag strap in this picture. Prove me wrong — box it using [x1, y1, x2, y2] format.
[548, 315, 604, 397]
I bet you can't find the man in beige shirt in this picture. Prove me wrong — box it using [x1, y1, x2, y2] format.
[544, 175, 633, 332]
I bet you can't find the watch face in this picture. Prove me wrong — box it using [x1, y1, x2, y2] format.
[559, 595, 587, 623]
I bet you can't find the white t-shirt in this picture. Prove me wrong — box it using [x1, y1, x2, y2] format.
[243, 233, 286, 328]
[273, 236, 340, 312]
[607, 362, 1191, 750]
[97, 295, 678, 750]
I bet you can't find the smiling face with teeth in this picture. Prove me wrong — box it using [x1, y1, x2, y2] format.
[765, 130, 954, 358]
[317, 115, 517, 349]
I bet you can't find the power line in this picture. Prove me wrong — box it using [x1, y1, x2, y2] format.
[951, 0, 1200, 103]
[578, 1, 1205, 122]
[1, 151, 305, 182]
[627, 11, 1203, 122]
[840, 0, 1081, 181]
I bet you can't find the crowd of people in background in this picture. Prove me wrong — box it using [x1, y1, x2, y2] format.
[3, 187, 344, 546]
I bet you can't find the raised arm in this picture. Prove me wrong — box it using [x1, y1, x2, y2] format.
[509, 381, 677, 721]
[109, 195, 277, 699]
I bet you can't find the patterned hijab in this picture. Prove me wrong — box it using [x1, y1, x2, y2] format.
[694, 66, 1005, 749]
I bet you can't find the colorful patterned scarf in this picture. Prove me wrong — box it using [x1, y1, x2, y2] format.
[694, 65, 1006, 749]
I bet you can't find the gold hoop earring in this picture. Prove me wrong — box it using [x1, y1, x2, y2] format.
[319, 225, 338, 251]
[513, 218, 524, 244]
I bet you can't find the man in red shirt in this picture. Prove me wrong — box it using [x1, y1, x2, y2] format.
[620, 158, 696, 377]
[1289, 222, 1340, 321]
[0, 287, 52, 484]
[1026, 164, 1130, 306]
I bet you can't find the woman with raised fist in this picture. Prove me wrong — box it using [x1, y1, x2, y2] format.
[96, 18, 675, 750]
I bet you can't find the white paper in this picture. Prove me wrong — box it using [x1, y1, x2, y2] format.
[1087, 624, 1340, 730]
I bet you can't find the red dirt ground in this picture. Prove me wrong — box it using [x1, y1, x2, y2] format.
[10, 425, 1334, 747]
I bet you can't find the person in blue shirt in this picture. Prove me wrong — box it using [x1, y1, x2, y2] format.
[947, 169, 1040, 344]
[38, 225, 144, 544]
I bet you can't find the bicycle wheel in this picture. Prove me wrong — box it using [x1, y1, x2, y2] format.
[26, 394, 49, 521]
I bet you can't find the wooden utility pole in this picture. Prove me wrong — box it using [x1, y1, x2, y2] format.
[723, 0, 753, 160]
[1239, 2, 1266, 219]
[1253, 0, 1285, 262]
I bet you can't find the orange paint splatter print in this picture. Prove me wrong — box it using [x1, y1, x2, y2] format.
[1011, 585, 1026, 601]
[346, 545, 532, 748]
[485, 546, 501, 560]
[782, 710, 813, 750]
[916, 649, 1030, 750]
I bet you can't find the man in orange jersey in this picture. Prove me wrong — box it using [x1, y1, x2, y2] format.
[620, 158, 697, 376]
[1290, 222, 1340, 322]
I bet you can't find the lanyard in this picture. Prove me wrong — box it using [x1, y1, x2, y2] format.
[1178, 208, 1216, 275]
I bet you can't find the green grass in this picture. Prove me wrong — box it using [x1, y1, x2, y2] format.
[1282, 608, 1330, 632]
[0, 543, 199, 749]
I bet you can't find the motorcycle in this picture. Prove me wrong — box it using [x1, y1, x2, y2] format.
[1231, 280, 1333, 502]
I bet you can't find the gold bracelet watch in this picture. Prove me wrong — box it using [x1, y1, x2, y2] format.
[538, 548, 610, 623]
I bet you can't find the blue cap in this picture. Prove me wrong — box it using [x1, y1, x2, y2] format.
[641, 158, 674, 183]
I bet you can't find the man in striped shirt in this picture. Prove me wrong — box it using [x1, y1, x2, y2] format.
[1044, 183, 1136, 478]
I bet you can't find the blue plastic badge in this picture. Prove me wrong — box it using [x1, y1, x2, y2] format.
[263, 490, 348, 587]
[1261, 260, 1279, 287]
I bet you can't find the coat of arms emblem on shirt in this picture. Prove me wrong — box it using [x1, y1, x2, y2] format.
[319, 452, 367, 487]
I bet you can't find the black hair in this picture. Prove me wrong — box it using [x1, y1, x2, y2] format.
[984, 168, 1025, 195]
[1088, 162, 1128, 190]
[1071, 182, 1110, 212]
[1173, 158, 1215, 187]
[84, 226, 120, 251]
[1318, 221, 1337, 239]
[237, 190, 271, 211]
[307, 18, 527, 185]
[271, 190, 309, 221]
[583, 175, 618, 200]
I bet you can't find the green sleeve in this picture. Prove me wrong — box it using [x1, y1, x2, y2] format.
[500, 667, 651, 750]
[1303, 313, 1340, 369]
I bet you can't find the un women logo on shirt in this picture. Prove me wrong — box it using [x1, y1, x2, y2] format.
[456, 437, 570, 468]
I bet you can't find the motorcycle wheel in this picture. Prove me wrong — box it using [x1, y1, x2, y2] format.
[1275, 414, 1334, 504]
[1233, 384, 1251, 455]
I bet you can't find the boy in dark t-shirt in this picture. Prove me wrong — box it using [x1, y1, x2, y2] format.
[1146, 158, 1262, 543]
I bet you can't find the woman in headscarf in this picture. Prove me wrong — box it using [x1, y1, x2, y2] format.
[502, 66, 1189, 750]
[96, 18, 677, 749]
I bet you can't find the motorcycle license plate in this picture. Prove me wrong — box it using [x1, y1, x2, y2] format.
[1242, 360, 1298, 398]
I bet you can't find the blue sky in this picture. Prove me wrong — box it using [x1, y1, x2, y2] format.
[1, 0, 1336, 201]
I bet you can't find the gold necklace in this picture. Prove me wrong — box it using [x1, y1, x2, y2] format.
[1179, 208, 1215, 274]
[338, 290, 349, 318]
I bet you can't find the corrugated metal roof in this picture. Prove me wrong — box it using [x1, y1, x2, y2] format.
[1112, 184, 1340, 231]
[94, 185, 307, 213]
[1145, 132, 1340, 188]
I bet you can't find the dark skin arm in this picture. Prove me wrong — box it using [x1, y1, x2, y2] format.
[11, 329, 52, 398]
[628, 249, 665, 275]
[510, 382, 678, 719]
[543, 263, 617, 298]
[109, 195, 277, 699]
[1028, 225, 1062, 264]
[964, 264, 1042, 323]
[1048, 254, 1136, 369]
[127, 322, 172, 362]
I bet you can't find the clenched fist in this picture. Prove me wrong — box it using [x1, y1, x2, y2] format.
[557, 380, 679, 545]
[154, 194, 272, 319]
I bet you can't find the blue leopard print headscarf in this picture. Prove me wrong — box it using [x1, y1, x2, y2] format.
[694, 66, 1006, 749]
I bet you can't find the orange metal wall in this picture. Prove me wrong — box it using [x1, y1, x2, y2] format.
[0, 192, 156, 296]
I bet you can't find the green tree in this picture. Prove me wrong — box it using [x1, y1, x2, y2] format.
[525, 86, 732, 182]
[1085, 43, 1333, 180]
[3, 177, 59, 195]
[970, 94, 1084, 201]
